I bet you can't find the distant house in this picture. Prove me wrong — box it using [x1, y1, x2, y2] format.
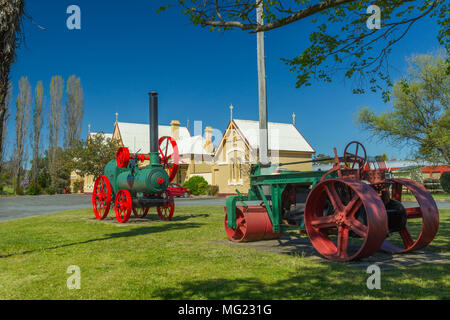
[213, 109, 315, 196]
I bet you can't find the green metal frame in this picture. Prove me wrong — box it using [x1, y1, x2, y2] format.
[226, 163, 337, 233]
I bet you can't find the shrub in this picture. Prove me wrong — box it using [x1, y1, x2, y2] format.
[16, 186, 25, 196]
[45, 187, 56, 195]
[26, 183, 42, 195]
[183, 176, 209, 195]
[441, 172, 450, 193]
[207, 185, 219, 197]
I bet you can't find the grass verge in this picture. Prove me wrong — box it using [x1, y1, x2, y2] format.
[0, 207, 448, 299]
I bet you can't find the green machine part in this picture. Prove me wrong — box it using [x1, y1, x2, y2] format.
[226, 163, 337, 233]
[104, 159, 169, 196]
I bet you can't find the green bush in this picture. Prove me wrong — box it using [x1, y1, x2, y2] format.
[45, 187, 56, 195]
[207, 185, 219, 197]
[183, 176, 209, 195]
[26, 183, 42, 195]
[441, 172, 450, 193]
[16, 186, 25, 196]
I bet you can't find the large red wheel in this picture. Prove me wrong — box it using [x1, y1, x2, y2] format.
[133, 206, 149, 218]
[305, 179, 388, 261]
[158, 136, 179, 183]
[157, 190, 175, 221]
[116, 147, 130, 168]
[381, 178, 439, 253]
[224, 206, 283, 242]
[92, 176, 112, 220]
[114, 190, 132, 223]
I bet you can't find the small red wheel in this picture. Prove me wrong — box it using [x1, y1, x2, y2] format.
[133, 206, 149, 218]
[381, 178, 439, 253]
[114, 189, 132, 223]
[92, 176, 112, 219]
[343, 141, 367, 169]
[158, 136, 179, 183]
[304, 179, 388, 261]
[157, 190, 175, 221]
[116, 147, 130, 168]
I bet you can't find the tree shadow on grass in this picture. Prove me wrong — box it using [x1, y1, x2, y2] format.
[0, 222, 202, 259]
[152, 263, 450, 300]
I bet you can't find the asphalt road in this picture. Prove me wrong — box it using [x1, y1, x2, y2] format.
[0, 194, 449, 222]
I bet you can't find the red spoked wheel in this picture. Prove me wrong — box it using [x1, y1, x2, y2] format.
[133, 206, 149, 218]
[305, 179, 388, 261]
[343, 141, 367, 169]
[381, 178, 439, 253]
[224, 206, 283, 242]
[158, 136, 179, 183]
[114, 189, 132, 223]
[116, 147, 130, 168]
[92, 176, 112, 219]
[157, 190, 175, 221]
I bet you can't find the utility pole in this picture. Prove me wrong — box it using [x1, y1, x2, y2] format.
[257, 0, 269, 166]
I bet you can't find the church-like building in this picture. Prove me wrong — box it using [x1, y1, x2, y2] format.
[71, 106, 315, 196]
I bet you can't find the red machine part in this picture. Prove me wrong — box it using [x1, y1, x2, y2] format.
[381, 178, 439, 253]
[157, 190, 175, 221]
[116, 147, 130, 168]
[133, 206, 149, 218]
[224, 206, 283, 242]
[304, 179, 388, 262]
[158, 136, 179, 183]
[115, 189, 132, 223]
[343, 141, 367, 169]
[92, 176, 112, 219]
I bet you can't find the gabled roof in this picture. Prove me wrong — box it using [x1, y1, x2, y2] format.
[233, 119, 315, 153]
[115, 121, 201, 154]
[89, 132, 113, 140]
[177, 135, 213, 155]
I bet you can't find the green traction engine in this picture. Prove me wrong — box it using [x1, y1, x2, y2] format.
[91, 92, 180, 223]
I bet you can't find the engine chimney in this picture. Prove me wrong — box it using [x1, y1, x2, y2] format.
[149, 92, 160, 164]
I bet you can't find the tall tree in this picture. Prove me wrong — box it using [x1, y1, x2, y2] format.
[0, 0, 25, 170]
[164, 0, 448, 99]
[356, 52, 450, 163]
[64, 75, 84, 149]
[31, 81, 44, 182]
[13, 76, 31, 193]
[48, 75, 64, 189]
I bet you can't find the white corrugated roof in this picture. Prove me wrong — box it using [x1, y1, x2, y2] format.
[116, 122, 192, 154]
[177, 135, 213, 155]
[90, 132, 113, 140]
[233, 119, 315, 153]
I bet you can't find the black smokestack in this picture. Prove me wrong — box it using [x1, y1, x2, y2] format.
[149, 92, 158, 154]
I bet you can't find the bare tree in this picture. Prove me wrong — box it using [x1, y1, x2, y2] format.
[0, 0, 25, 171]
[31, 80, 43, 182]
[64, 75, 84, 149]
[13, 76, 31, 193]
[48, 75, 64, 190]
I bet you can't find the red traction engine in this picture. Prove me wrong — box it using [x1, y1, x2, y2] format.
[92, 92, 180, 223]
[225, 141, 440, 261]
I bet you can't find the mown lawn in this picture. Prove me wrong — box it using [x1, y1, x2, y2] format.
[0, 206, 448, 300]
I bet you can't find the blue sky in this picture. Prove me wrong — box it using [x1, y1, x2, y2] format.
[8, 0, 443, 160]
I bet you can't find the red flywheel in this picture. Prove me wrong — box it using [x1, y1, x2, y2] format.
[158, 136, 179, 183]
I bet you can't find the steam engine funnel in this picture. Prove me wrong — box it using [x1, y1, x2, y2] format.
[149, 92, 159, 156]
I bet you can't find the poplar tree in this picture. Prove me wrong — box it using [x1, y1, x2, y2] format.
[32, 81, 44, 182]
[48, 76, 64, 189]
[64, 75, 84, 149]
[13, 76, 31, 193]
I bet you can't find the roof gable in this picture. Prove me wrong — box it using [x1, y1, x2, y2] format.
[233, 119, 315, 153]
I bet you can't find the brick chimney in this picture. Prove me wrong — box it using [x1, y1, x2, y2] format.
[170, 120, 180, 140]
[204, 126, 213, 153]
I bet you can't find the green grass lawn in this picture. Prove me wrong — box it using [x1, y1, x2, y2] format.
[0, 206, 448, 300]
